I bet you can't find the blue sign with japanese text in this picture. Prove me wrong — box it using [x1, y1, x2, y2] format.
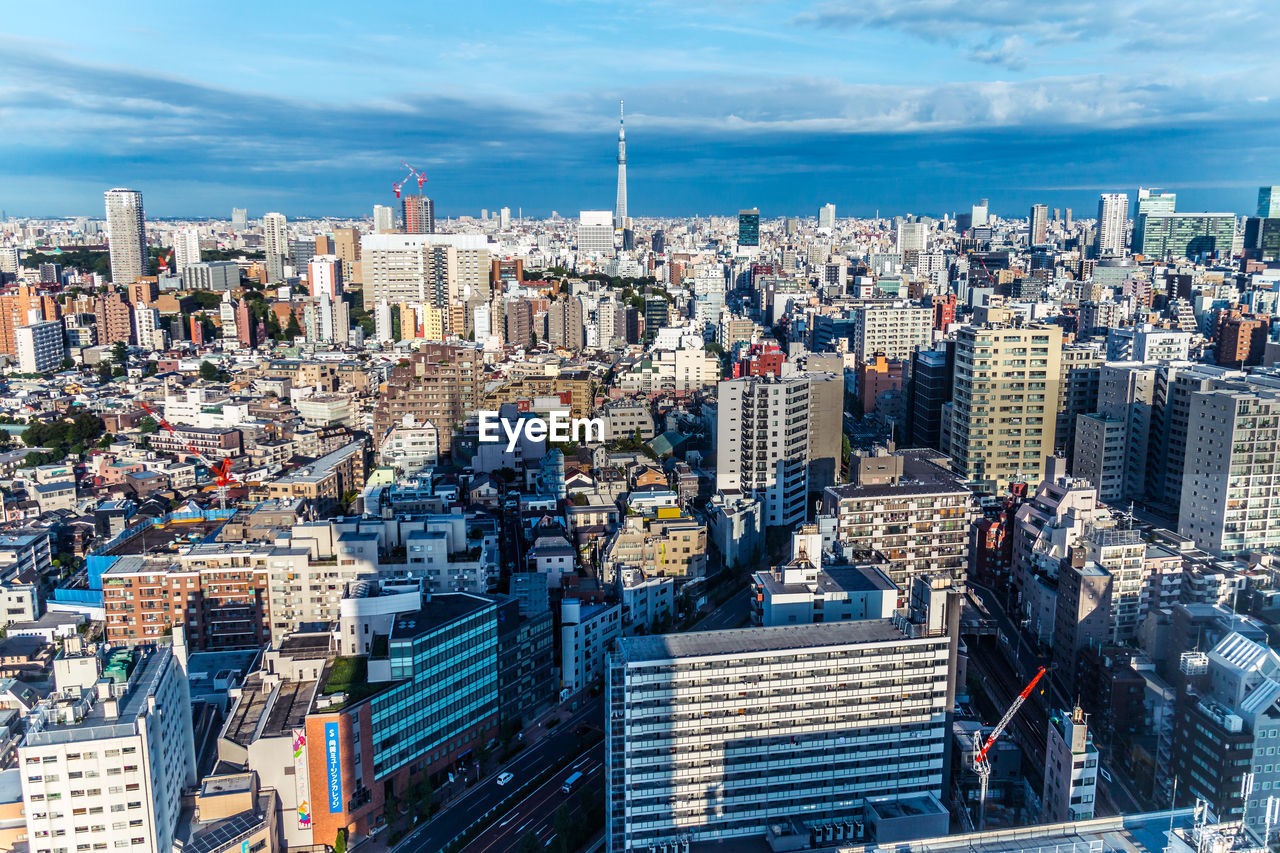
[325, 722, 343, 813]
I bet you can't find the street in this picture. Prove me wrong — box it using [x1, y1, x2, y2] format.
[394, 697, 603, 853]
[460, 747, 604, 853]
[692, 587, 750, 631]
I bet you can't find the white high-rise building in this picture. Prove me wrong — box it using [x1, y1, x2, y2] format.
[172, 226, 201, 270]
[971, 198, 989, 227]
[606, 620, 953, 851]
[818, 202, 836, 229]
[1095, 193, 1129, 256]
[849, 301, 932, 362]
[896, 220, 928, 253]
[219, 292, 238, 348]
[0, 247, 19, 275]
[375, 298, 393, 343]
[578, 210, 615, 258]
[19, 645, 197, 853]
[262, 212, 288, 259]
[231, 207, 248, 229]
[308, 255, 343, 300]
[104, 188, 147, 284]
[499, 206, 511, 229]
[15, 322, 65, 373]
[373, 204, 395, 234]
[133, 306, 162, 351]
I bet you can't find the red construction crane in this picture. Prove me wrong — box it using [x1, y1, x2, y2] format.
[393, 162, 427, 199]
[972, 665, 1047, 829]
[401, 160, 427, 193]
[138, 401, 240, 510]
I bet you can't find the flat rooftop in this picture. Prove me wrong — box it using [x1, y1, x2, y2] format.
[835, 808, 1195, 853]
[222, 674, 319, 747]
[27, 647, 173, 746]
[615, 619, 913, 664]
[388, 593, 493, 641]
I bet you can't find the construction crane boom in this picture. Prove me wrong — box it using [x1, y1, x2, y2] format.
[977, 665, 1046, 761]
[138, 401, 240, 509]
[972, 665, 1047, 829]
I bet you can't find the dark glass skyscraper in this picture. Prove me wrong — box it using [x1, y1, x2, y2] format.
[738, 208, 759, 246]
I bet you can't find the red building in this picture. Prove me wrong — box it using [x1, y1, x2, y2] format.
[928, 293, 957, 331]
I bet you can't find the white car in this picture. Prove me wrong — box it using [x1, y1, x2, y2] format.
[497, 772, 514, 787]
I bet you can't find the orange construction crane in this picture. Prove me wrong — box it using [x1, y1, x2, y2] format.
[972, 665, 1047, 829]
[138, 401, 240, 510]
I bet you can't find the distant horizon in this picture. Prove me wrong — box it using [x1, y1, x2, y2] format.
[3, 185, 1269, 226]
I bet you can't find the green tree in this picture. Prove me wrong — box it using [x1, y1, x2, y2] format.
[553, 804, 573, 853]
[59, 357, 74, 371]
[139, 417, 159, 434]
[112, 341, 128, 364]
[285, 314, 302, 339]
[97, 362, 113, 382]
[333, 828, 347, 853]
[517, 832, 540, 853]
[199, 361, 219, 381]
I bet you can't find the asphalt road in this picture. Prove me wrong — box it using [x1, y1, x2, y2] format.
[692, 587, 750, 631]
[460, 747, 604, 853]
[397, 697, 603, 853]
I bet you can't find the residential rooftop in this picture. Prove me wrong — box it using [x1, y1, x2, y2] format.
[614, 619, 914, 664]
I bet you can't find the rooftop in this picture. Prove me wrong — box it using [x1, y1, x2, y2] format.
[388, 593, 494, 642]
[615, 619, 913, 663]
[27, 647, 174, 746]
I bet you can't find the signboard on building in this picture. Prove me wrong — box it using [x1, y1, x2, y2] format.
[325, 721, 343, 813]
[292, 729, 311, 828]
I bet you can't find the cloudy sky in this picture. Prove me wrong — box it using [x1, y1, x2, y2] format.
[2, 0, 1278, 219]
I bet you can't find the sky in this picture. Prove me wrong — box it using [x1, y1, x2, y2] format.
[2, 0, 1279, 220]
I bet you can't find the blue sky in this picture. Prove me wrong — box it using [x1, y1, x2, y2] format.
[2, 0, 1279, 220]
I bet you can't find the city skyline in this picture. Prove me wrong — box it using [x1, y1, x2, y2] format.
[3, 1, 1280, 218]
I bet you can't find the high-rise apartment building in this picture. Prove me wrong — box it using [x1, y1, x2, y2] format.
[104, 188, 148, 284]
[849, 302, 932, 363]
[715, 374, 841, 527]
[822, 448, 974, 591]
[262, 212, 288, 259]
[371, 343, 483, 455]
[547, 296, 586, 351]
[20, 645, 197, 853]
[605, 620, 953, 852]
[170, 226, 199, 271]
[308, 255, 343, 300]
[373, 204, 394, 233]
[1178, 387, 1280, 555]
[15, 322, 66, 373]
[738, 209, 760, 247]
[819, 202, 836, 228]
[950, 324, 1063, 493]
[1172, 631, 1280, 831]
[1095, 193, 1129, 257]
[400, 195, 435, 234]
[1029, 203, 1049, 245]
[231, 207, 248, 230]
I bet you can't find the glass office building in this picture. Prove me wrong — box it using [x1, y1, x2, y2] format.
[1136, 213, 1236, 259]
[370, 593, 499, 780]
[738, 209, 760, 247]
